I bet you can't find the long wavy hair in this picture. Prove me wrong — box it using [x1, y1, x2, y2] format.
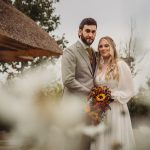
[98, 36, 119, 81]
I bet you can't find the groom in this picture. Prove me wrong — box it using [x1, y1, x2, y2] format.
[62, 17, 97, 99]
[61, 18, 97, 150]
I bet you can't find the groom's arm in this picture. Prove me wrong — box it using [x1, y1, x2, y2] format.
[61, 49, 90, 94]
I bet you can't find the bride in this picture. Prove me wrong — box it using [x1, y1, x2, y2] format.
[91, 36, 135, 150]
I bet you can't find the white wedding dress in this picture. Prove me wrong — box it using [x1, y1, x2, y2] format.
[91, 60, 135, 150]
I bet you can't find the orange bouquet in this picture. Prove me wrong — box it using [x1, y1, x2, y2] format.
[85, 85, 114, 125]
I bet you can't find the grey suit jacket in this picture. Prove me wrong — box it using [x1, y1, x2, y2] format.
[61, 40, 97, 98]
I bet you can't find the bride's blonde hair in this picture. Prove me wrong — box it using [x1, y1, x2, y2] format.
[98, 36, 119, 81]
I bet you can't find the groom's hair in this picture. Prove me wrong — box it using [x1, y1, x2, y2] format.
[79, 18, 97, 29]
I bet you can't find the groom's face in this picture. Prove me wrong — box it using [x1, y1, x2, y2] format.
[79, 25, 97, 46]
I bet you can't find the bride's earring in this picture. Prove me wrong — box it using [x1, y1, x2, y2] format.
[100, 56, 104, 64]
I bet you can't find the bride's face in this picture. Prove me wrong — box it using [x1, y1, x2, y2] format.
[98, 39, 111, 59]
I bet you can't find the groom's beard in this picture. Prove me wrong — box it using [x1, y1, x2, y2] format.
[80, 34, 94, 46]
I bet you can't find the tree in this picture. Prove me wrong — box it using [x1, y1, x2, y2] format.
[129, 83, 150, 119]
[118, 18, 150, 118]
[13, 0, 59, 33]
[119, 18, 136, 74]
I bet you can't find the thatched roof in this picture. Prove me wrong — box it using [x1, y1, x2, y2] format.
[0, 0, 63, 62]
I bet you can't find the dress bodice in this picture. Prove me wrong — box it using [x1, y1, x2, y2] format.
[95, 73, 118, 89]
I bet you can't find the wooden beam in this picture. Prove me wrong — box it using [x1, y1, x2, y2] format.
[0, 49, 58, 57]
[0, 34, 29, 50]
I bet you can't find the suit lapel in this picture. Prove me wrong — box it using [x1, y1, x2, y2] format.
[76, 41, 93, 75]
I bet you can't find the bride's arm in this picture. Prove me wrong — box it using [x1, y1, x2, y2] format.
[111, 60, 135, 104]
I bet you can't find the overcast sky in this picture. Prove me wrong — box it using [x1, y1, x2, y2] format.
[53, 0, 150, 90]
[54, 0, 150, 51]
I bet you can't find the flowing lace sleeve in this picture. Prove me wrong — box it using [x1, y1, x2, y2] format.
[111, 60, 135, 104]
